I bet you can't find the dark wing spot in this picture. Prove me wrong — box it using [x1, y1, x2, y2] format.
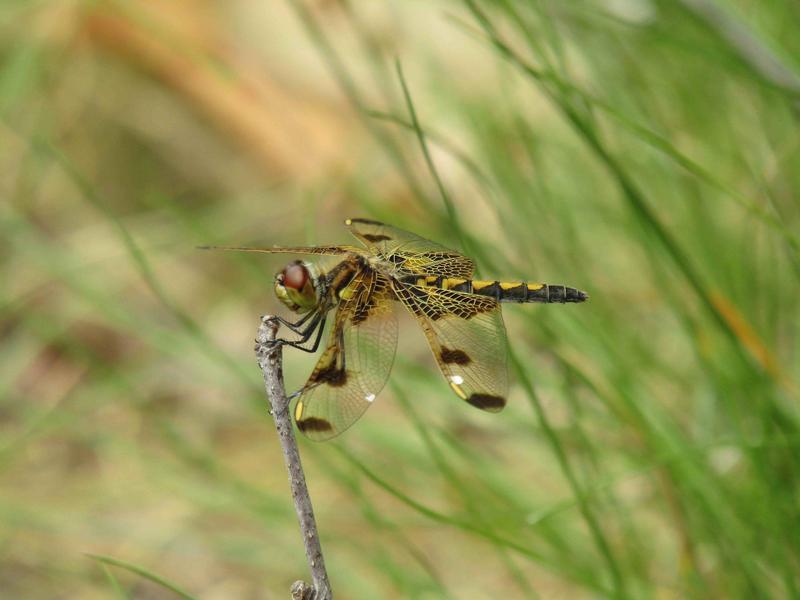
[466, 393, 506, 410]
[348, 217, 384, 226]
[311, 363, 348, 387]
[296, 417, 334, 433]
[440, 347, 471, 365]
[363, 234, 392, 242]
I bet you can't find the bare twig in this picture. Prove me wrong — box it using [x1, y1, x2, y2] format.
[255, 316, 332, 600]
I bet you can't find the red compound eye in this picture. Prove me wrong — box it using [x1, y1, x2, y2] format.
[282, 262, 308, 290]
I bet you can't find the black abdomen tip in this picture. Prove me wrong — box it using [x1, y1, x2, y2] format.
[566, 287, 588, 302]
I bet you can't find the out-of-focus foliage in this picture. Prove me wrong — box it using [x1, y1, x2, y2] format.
[2, 1, 800, 598]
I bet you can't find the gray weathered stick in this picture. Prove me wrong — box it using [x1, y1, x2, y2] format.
[255, 316, 332, 600]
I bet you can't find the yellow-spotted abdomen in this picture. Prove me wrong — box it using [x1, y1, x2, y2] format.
[409, 275, 588, 303]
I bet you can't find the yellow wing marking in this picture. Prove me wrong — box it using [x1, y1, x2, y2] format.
[449, 381, 468, 399]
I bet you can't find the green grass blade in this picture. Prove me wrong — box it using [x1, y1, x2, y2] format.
[86, 554, 198, 600]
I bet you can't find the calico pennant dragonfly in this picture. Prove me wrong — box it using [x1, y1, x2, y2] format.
[207, 218, 587, 441]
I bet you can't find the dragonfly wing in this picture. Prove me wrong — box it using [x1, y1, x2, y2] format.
[294, 270, 398, 440]
[392, 281, 509, 412]
[345, 218, 474, 278]
[199, 245, 362, 256]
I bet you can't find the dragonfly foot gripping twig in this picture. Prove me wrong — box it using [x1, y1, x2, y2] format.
[255, 316, 332, 600]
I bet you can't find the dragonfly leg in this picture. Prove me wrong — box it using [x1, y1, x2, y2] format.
[271, 314, 327, 354]
[270, 310, 316, 333]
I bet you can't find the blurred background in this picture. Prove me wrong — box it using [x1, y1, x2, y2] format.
[2, 1, 800, 598]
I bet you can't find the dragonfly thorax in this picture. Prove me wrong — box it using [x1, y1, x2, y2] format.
[274, 260, 321, 313]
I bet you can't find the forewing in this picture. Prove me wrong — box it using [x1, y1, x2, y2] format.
[345, 218, 474, 278]
[393, 282, 509, 411]
[294, 270, 398, 440]
[199, 245, 362, 256]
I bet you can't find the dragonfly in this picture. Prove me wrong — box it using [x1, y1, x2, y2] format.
[206, 218, 587, 441]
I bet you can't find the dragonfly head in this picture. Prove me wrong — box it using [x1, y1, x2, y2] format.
[274, 260, 320, 313]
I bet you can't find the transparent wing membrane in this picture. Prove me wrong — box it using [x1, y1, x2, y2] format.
[293, 270, 398, 440]
[393, 281, 509, 411]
